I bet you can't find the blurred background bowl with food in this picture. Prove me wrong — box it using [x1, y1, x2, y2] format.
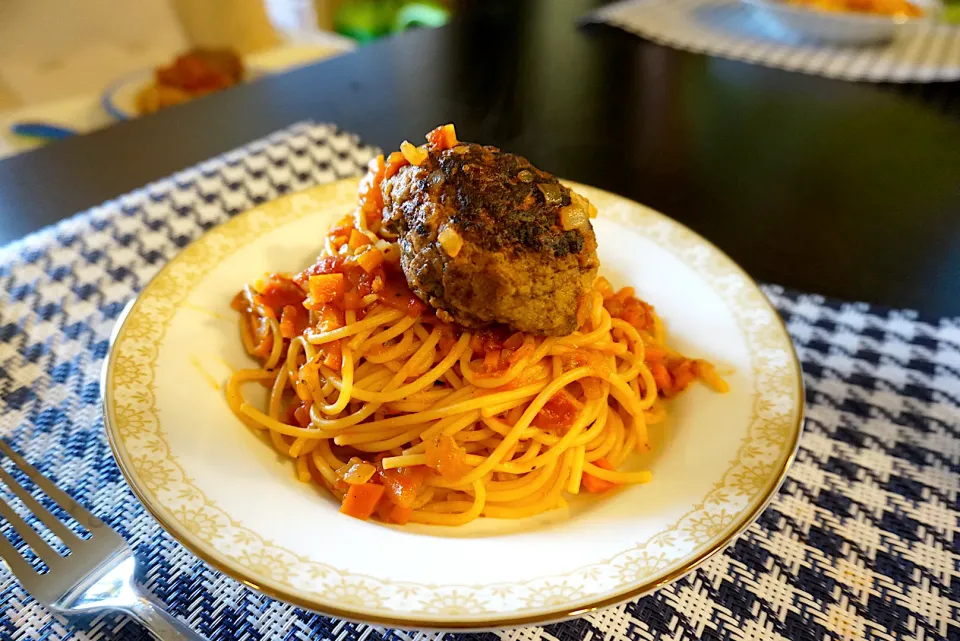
[741, 0, 943, 44]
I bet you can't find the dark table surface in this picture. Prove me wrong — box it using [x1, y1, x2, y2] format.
[2, 0, 959, 317]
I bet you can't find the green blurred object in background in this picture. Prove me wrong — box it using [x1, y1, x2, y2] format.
[334, 0, 450, 43]
[944, 0, 960, 23]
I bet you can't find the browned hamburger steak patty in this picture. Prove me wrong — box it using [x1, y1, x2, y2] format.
[381, 142, 599, 336]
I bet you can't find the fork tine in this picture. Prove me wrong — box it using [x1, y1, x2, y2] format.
[0, 527, 40, 578]
[0, 495, 62, 567]
[0, 461, 81, 547]
[0, 441, 105, 532]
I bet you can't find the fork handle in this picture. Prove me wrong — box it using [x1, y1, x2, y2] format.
[122, 593, 208, 641]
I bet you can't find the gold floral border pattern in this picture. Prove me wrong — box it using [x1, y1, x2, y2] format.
[103, 179, 803, 626]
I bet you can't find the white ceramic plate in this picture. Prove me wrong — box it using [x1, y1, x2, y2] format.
[102, 179, 804, 629]
[101, 65, 268, 121]
[742, 0, 942, 44]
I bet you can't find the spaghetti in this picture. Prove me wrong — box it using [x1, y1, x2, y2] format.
[227, 129, 727, 527]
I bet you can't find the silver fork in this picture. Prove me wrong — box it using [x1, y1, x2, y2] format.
[0, 440, 207, 640]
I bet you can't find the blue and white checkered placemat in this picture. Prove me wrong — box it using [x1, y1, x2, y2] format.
[586, 0, 960, 83]
[0, 121, 957, 640]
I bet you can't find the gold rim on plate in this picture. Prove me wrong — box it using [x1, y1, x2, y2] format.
[101, 179, 805, 629]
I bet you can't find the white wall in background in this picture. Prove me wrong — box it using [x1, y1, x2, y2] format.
[0, 0, 189, 106]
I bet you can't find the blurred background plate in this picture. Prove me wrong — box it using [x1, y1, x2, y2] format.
[100, 63, 270, 122]
[741, 0, 944, 44]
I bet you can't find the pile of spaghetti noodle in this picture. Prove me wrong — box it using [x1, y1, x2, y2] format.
[227, 148, 727, 527]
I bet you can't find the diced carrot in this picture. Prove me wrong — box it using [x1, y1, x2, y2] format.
[605, 297, 623, 318]
[358, 154, 386, 217]
[604, 286, 644, 320]
[482, 349, 501, 373]
[440, 124, 458, 147]
[582, 457, 618, 493]
[293, 402, 312, 428]
[644, 344, 668, 364]
[531, 390, 578, 430]
[356, 247, 384, 274]
[258, 275, 306, 311]
[313, 305, 344, 370]
[651, 363, 671, 395]
[426, 124, 458, 150]
[340, 483, 385, 520]
[326, 218, 357, 242]
[389, 504, 413, 525]
[279, 305, 303, 339]
[668, 360, 697, 397]
[620, 298, 655, 332]
[308, 273, 345, 306]
[348, 228, 372, 250]
[317, 305, 344, 332]
[425, 435, 471, 481]
[375, 498, 394, 523]
[342, 291, 364, 311]
[294, 256, 348, 287]
[384, 151, 409, 179]
[426, 126, 444, 149]
[379, 465, 429, 508]
[594, 457, 614, 470]
[583, 474, 617, 493]
[322, 339, 343, 370]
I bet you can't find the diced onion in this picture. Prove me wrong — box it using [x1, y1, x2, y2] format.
[338, 458, 377, 485]
[376, 239, 402, 263]
[400, 140, 429, 166]
[558, 191, 595, 229]
[570, 189, 597, 218]
[438, 226, 464, 257]
[538, 183, 563, 206]
[355, 246, 384, 274]
[570, 191, 597, 219]
[559, 202, 588, 230]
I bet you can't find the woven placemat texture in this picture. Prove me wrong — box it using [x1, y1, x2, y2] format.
[0, 121, 957, 640]
[586, 0, 960, 82]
